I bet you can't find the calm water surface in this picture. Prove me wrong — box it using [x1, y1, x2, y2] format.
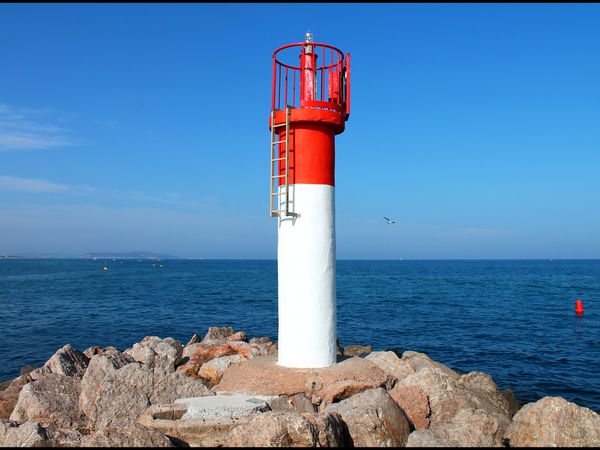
[1, 259, 598, 412]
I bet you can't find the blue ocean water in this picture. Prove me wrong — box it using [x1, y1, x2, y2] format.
[1, 259, 598, 412]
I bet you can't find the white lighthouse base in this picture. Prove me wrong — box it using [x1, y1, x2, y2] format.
[277, 183, 336, 368]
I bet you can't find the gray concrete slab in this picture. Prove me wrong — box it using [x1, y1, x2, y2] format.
[175, 393, 275, 420]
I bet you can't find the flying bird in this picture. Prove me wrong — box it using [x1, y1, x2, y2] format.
[384, 217, 396, 224]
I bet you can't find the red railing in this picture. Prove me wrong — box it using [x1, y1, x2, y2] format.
[272, 42, 350, 120]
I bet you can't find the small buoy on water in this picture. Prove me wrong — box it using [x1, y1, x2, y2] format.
[103, 266, 108, 271]
[575, 299, 585, 315]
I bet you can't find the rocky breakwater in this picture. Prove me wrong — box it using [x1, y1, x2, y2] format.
[0, 326, 598, 447]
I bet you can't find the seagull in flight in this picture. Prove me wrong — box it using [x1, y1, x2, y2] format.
[384, 217, 396, 224]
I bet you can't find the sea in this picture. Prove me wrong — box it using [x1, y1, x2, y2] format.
[1, 258, 599, 412]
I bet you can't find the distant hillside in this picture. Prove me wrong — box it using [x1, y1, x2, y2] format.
[81, 251, 179, 259]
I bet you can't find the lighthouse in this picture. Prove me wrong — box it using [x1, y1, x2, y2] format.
[269, 32, 350, 368]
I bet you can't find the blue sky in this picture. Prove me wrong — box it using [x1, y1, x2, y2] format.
[1, 3, 599, 259]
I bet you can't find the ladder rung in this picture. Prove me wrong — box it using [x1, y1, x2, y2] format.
[272, 123, 287, 128]
[271, 174, 286, 178]
[273, 140, 287, 145]
[271, 157, 286, 161]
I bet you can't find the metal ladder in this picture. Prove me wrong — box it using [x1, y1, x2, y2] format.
[270, 106, 298, 218]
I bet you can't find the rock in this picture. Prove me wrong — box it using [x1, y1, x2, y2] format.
[366, 351, 415, 386]
[388, 384, 430, 430]
[0, 419, 50, 447]
[182, 343, 201, 360]
[342, 344, 373, 357]
[228, 331, 247, 342]
[268, 394, 317, 413]
[397, 368, 511, 446]
[9, 373, 85, 429]
[79, 348, 135, 418]
[198, 355, 246, 387]
[214, 354, 388, 411]
[0, 374, 36, 419]
[186, 334, 201, 346]
[20, 365, 37, 376]
[176, 341, 261, 379]
[226, 411, 318, 447]
[406, 429, 451, 447]
[44, 426, 83, 447]
[501, 388, 520, 418]
[83, 346, 120, 359]
[505, 396, 600, 447]
[407, 407, 507, 447]
[80, 425, 174, 447]
[125, 337, 183, 372]
[303, 411, 352, 447]
[201, 326, 236, 345]
[43, 344, 89, 379]
[325, 387, 411, 447]
[86, 362, 212, 430]
[402, 351, 461, 380]
[248, 337, 272, 345]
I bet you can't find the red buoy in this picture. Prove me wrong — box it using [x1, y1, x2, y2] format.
[575, 299, 585, 315]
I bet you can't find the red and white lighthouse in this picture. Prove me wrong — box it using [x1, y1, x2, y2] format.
[269, 32, 350, 368]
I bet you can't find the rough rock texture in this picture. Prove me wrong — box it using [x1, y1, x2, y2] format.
[80, 425, 174, 447]
[0, 420, 50, 447]
[303, 411, 352, 447]
[402, 351, 461, 380]
[505, 396, 600, 447]
[44, 426, 83, 447]
[86, 362, 212, 430]
[42, 345, 89, 380]
[268, 394, 317, 413]
[405, 429, 450, 447]
[79, 348, 135, 418]
[215, 355, 388, 410]
[0, 374, 36, 420]
[388, 384, 430, 430]
[186, 334, 201, 346]
[398, 368, 511, 446]
[10, 374, 85, 429]
[125, 337, 183, 372]
[201, 327, 235, 345]
[366, 351, 415, 386]
[342, 344, 373, 357]
[197, 355, 246, 387]
[501, 388, 520, 418]
[325, 387, 411, 447]
[177, 341, 262, 378]
[226, 411, 318, 447]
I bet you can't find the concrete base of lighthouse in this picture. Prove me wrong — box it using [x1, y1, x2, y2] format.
[277, 184, 337, 368]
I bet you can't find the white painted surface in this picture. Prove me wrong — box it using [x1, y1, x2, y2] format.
[277, 183, 337, 368]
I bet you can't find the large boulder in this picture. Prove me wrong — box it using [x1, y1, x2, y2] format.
[397, 368, 511, 446]
[0, 374, 36, 420]
[42, 344, 89, 379]
[268, 394, 317, 414]
[0, 419, 50, 447]
[304, 411, 352, 447]
[388, 384, 430, 430]
[197, 355, 246, 387]
[124, 337, 183, 372]
[365, 351, 415, 386]
[215, 355, 388, 411]
[10, 374, 85, 429]
[505, 396, 600, 447]
[79, 348, 135, 418]
[80, 425, 174, 447]
[86, 362, 212, 430]
[201, 326, 236, 345]
[226, 411, 318, 447]
[325, 387, 411, 447]
[401, 351, 461, 380]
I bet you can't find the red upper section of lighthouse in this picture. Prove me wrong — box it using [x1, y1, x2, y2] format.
[270, 37, 350, 188]
[271, 41, 350, 122]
